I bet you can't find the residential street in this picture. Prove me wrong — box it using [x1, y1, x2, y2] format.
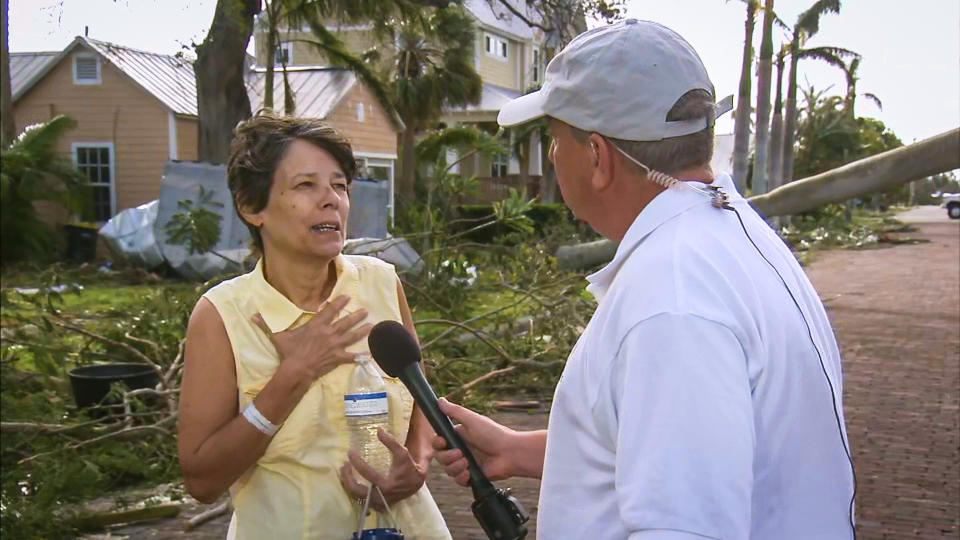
[94, 208, 959, 539]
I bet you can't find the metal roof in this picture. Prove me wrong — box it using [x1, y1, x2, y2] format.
[10, 52, 58, 98]
[465, 0, 540, 42]
[84, 38, 198, 116]
[12, 37, 198, 116]
[13, 38, 401, 128]
[246, 67, 357, 119]
[460, 82, 523, 113]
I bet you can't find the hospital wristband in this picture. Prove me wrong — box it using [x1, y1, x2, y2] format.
[242, 403, 281, 437]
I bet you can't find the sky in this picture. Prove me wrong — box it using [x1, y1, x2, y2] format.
[8, 0, 960, 143]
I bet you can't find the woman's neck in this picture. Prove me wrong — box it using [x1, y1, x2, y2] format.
[262, 252, 338, 312]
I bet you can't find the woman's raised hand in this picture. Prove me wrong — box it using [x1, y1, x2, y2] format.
[252, 295, 371, 381]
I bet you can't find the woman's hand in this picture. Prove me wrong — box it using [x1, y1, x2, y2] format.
[339, 428, 428, 512]
[252, 295, 371, 383]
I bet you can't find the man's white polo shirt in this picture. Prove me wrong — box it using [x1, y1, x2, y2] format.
[537, 173, 855, 539]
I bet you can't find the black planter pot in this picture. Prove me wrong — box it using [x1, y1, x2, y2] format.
[68, 363, 160, 410]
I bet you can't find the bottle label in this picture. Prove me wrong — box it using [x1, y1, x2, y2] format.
[344, 392, 389, 417]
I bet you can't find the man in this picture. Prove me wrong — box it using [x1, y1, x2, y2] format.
[433, 19, 856, 539]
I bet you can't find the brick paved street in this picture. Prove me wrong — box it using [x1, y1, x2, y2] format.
[98, 210, 959, 539]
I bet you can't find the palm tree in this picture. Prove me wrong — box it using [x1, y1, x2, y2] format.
[0, 116, 89, 263]
[374, 5, 483, 201]
[780, 0, 842, 185]
[842, 57, 882, 116]
[767, 45, 787, 190]
[731, 0, 759, 192]
[751, 0, 776, 195]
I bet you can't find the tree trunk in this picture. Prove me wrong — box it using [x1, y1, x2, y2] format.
[556, 129, 960, 269]
[767, 52, 785, 190]
[751, 128, 960, 217]
[751, 0, 775, 195]
[781, 37, 801, 185]
[732, 1, 757, 193]
[398, 127, 417, 202]
[264, 24, 277, 111]
[1, 0, 15, 147]
[195, 0, 260, 164]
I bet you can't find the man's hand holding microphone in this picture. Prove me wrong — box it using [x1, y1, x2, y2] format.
[431, 398, 546, 486]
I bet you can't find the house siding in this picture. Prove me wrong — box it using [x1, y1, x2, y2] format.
[14, 44, 171, 223]
[477, 31, 520, 90]
[175, 116, 199, 161]
[325, 82, 398, 156]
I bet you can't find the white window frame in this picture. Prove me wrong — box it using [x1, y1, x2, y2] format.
[355, 153, 397, 225]
[484, 33, 509, 62]
[275, 42, 293, 65]
[71, 142, 116, 222]
[72, 53, 101, 85]
[356, 102, 366, 123]
[491, 152, 509, 178]
[532, 48, 541, 83]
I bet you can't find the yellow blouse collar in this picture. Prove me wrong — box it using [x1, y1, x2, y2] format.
[250, 254, 359, 333]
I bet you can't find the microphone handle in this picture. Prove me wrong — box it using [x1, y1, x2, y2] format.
[399, 364, 497, 499]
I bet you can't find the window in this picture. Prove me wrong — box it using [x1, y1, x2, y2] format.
[485, 33, 508, 61]
[73, 144, 114, 222]
[275, 42, 292, 65]
[73, 54, 101, 85]
[491, 152, 508, 178]
[356, 102, 366, 123]
[532, 49, 541, 83]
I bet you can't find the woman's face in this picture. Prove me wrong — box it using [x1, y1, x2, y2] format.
[243, 139, 351, 262]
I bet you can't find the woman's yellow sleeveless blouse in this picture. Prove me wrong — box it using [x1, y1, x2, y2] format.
[202, 254, 451, 540]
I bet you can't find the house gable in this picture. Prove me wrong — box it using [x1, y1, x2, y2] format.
[13, 42, 182, 221]
[325, 81, 400, 157]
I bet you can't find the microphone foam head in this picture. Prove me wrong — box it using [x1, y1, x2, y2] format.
[368, 320, 421, 377]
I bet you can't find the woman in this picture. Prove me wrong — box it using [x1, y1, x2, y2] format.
[177, 113, 451, 539]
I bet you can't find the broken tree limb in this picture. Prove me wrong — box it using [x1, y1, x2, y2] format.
[186, 499, 232, 530]
[750, 128, 960, 217]
[556, 128, 960, 270]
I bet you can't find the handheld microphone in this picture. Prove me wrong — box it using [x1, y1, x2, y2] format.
[368, 320, 528, 540]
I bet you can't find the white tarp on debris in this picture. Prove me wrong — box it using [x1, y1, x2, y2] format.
[99, 200, 165, 269]
[154, 162, 252, 280]
[345, 237, 424, 275]
[100, 161, 421, 280]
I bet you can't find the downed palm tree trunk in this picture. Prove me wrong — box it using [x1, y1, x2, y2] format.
[557, 128, 960, 270]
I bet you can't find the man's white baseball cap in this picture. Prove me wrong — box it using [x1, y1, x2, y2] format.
[497, 19, 733, 141]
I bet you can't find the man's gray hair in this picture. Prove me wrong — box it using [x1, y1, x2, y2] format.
[571, 89, 716, 175]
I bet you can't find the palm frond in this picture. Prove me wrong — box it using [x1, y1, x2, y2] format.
[863, 92, 882, 111]
[416, 126, 504, 164]
[795, 0, 840, 37]
[297, 17, 401, 130]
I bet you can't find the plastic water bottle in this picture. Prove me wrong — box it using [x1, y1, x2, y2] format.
[344, 354, 392, 480]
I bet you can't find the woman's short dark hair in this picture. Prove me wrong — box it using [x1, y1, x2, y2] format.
[227, 111, 357, 255]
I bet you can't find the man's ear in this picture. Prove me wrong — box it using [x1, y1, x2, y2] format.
[588, 133, 615, 192]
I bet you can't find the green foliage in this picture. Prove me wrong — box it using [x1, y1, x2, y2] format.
[164, 186, 225, 255]
[793, 85, 902, 180]
[1, 265, 196, 536]
[0, 115, 90, 264]
[780, 204, 913, 257]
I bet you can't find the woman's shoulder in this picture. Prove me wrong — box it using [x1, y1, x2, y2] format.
[341, 254, 397, 277]
[202, 269, 256, 306]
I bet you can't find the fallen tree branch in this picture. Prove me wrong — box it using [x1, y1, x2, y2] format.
[18, 415, 177, 465]
[186, 499, 232, 530]
[445, 366, 517, 399]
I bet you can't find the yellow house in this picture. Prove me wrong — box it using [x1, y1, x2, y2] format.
[246, 66, 404, 219]
[11, 36, 199, 224]
[12, 36, 402, 226]
[251, 0, 547, 203]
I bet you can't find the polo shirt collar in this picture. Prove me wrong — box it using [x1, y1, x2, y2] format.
[585, 173, 742, 303]
[251, 254, 360, 332]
